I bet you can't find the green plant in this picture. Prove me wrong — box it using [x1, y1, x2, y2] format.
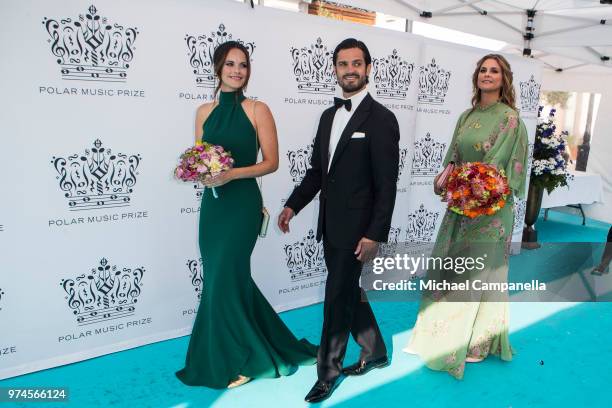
[542, 91, 570, 109]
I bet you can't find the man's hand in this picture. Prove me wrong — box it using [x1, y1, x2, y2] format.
[278, 207, 295, 233]
[354, 237, 379, 263]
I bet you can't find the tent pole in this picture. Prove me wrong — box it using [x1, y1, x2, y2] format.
[537, 58, 560, 71]
[522, 9, 539, 56]
[393, 0, 422, 15]
[537, 23, 600, 38]
[539, 12, 604, 24]
[458, 0, 523, 34]
[576, 93, 595, 171]
[490, 0, 523, 11]
[585, 46, 610, 62]
[563, 63, 589, 71]
[433, 0, 484, 16]
[405, 19, 413, 33]
[438, 11, 523, 16]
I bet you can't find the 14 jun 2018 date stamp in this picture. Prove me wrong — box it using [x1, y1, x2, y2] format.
[0, 387, 69, 402]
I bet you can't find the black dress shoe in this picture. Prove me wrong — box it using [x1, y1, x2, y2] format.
[342, 356, 389, 376]
[304, 379, 339, 403]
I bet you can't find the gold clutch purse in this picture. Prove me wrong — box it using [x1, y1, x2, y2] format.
[260, 207, 270, 238]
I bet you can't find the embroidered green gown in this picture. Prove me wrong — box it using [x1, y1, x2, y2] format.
[176, 90, 317, 389]
[404, 102, 529, 379]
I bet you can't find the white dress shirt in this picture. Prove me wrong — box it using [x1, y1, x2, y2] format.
[328, 86, 369, 171]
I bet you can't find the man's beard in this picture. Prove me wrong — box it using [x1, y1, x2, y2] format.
[339, 74, 367, 93]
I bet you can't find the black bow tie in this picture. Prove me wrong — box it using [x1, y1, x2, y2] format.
[334, 97, 352, 112]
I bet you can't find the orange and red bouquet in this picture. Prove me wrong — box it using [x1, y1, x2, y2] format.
[444, 162, 510, 218]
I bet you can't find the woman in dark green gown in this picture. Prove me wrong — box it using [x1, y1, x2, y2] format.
[176, 41, 317, 389]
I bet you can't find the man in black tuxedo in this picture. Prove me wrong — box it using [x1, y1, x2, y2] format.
[278, 38, 400, 403]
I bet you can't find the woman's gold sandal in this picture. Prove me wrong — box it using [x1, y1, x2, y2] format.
[591, 264, 610, 276]
[227, 375, 252, 388]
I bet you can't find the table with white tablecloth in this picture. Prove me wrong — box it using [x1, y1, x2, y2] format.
[542, 171, 604, 224]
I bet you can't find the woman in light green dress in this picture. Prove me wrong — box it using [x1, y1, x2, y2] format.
[404, 54, 529, 379]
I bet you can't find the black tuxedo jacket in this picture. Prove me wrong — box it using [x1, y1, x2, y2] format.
[285, 93, 400, 249]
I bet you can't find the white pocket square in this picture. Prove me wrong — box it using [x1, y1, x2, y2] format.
[351, 132, 366, 139]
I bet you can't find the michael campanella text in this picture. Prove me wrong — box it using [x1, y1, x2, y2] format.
[372, 279, 547, 292]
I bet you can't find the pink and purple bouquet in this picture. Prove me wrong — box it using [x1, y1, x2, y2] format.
[175, 141, 234, 197]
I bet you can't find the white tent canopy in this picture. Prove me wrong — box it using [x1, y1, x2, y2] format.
[333, 0, 612, 73]
[329, 0, 612, 224]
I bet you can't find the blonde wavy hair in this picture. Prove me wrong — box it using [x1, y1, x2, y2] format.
[471, 54, 517, 111]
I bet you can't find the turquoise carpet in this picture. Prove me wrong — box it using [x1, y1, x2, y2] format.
[2, 210, 610, 408]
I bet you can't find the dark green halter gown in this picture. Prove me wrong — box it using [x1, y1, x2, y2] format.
[176, 90, 317, 389]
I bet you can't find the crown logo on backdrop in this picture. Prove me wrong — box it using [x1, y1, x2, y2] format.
[411, 133, 447, 177]
[290, 37, 336, 94]
[526, 142, 535, 175]
[186, 23, 256, 88]
[61, 258, 144, 326]
[519, 75, 541, 113]
[287, 142, 314, 185]
[51, 139, 141, 211]
[397, 148, 408, 182]
[373, 49, 414, 100]
[42, 5, 138, 82]
[379, 226, 402, 258]
[406, 204, 439, 242]
[513, 198, 527, 233]
[418, 58, 451, 105]
[387, 227, 402, 244]
[284, 229, 327, 282]
[187, 258, 204, 300]
[193, 184, 204, 200]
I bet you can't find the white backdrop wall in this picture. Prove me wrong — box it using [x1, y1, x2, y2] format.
[0, 0, 540, 379]
[541, 71, 612, 224]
